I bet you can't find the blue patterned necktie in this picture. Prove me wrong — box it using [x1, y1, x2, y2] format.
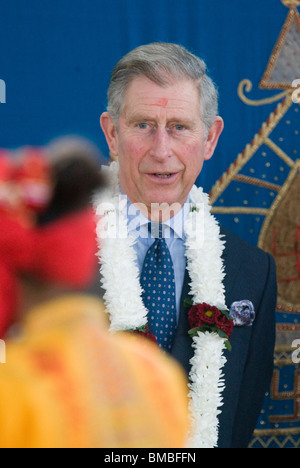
[140, 223, 177, 351]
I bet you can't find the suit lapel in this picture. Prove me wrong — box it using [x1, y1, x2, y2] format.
[220, 227, 242, 306]
[170, 228, 241, 376]
[170, 269, 194, 374]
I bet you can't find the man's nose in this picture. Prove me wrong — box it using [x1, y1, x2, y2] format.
[149, 127, 172, 161]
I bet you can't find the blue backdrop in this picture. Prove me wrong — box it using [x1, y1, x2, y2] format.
[0, 0, 289, 197]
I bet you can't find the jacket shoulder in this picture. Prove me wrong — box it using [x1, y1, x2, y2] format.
[220, 225, 277, 300]
[220, 225, 273, 264]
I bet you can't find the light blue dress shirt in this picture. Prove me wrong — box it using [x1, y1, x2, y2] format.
[126, 198, 190, 323]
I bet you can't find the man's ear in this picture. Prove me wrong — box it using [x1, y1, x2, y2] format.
[204, 116, 224, 161]
[100, 112, 119, 157]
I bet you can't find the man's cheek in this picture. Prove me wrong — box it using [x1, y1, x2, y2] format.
[121, 134, 148, 157]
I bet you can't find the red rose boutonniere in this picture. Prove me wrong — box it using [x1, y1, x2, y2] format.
[185, 300, 234, 352]
[129, 325, 158, 345]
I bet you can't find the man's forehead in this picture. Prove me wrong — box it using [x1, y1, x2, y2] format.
[124, 96, 195, 113]
[124, 76, 199, 108]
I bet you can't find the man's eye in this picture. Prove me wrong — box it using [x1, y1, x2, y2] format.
[138, 123, 149, 129]
[175, 125, 185, 131]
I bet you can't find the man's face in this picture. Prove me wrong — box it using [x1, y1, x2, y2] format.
[101, 76, 223, 218]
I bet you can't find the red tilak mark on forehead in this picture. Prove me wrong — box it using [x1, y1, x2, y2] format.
[154, 98, 169, 108]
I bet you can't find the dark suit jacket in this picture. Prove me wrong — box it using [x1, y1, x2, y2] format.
[171, 226, 277, 448]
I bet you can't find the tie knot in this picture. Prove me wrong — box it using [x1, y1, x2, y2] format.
[148, 222, 163, 239]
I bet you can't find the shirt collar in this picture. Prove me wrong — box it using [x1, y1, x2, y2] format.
[125, 193, 190, 240]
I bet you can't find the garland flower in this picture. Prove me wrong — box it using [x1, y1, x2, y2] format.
[95, 161, 233, 448]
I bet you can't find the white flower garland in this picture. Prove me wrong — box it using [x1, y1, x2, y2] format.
[95, 161, 228, 448]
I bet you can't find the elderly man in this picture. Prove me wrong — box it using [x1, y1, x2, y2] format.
[97, 43, 276, 448]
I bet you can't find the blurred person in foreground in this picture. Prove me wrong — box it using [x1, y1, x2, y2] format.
[0, 139, 103, 336]
[0, 147, 52, 336]
[0, 138, 188, 448]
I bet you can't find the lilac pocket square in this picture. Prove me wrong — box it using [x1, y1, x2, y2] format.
[229, 300, 255, 327]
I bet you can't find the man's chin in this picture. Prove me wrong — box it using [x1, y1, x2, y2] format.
[140, 193, 185, 220]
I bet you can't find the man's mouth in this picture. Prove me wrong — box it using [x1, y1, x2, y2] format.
[153, 173, 173, 178]
[145, 172, 180, 183]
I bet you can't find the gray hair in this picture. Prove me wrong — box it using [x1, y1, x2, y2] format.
[107, 43, 219, 132]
